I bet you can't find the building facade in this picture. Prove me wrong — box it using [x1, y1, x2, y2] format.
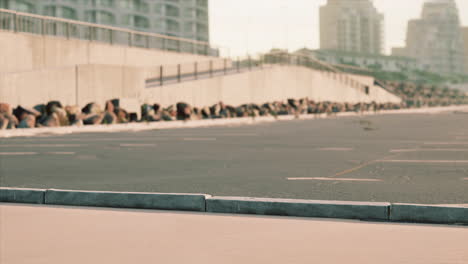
[464, 27, 468, 74]
[393, 0, 464, 75]
[0, 0, 209, 42]
[319, 0, 384, 55]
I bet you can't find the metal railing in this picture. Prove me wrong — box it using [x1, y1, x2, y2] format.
[145, 56, 264, 88]
[0, 8, 221, 57]
[146, 52, 374, 96]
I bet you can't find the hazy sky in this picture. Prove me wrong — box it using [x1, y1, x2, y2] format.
[209, 0, 468, 57]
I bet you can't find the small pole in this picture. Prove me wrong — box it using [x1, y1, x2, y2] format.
[194, 62, 198, 80]
[224, 59, 227, 75]
[210, 60, 213, 77]
[160, 65, 164, 86]
[110, 29, 113, 45]
[13, 13, 18, 32]
[177, 64, 181, 82]
[41, 19, 45, 35]
[248, 56, 252, 71]
[237, 58, 240, 73]
[66, 22, 70, 39]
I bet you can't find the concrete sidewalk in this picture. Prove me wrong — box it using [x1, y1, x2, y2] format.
[1, 204, 467, 264]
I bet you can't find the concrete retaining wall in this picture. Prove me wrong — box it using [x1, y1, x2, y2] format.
[0, 31, 219, 73]
[0, 64, 401, 108]
[2, 187, 466, 225]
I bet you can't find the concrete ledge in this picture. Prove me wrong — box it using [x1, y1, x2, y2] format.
[0, 187, 45, 204]
[390, 204, 468, 224]
[206, 197, 390, 221]
[45, 189, 209, 212]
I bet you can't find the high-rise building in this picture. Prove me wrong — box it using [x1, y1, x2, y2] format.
[464, 27, 468, 74]
[319, 0, 384, 55]
[0, 0, 210, 43]
[395, 0, 464, 74]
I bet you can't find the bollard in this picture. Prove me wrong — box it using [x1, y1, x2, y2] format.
[160, 65, 164, 86]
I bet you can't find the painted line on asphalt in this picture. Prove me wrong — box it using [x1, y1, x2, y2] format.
[378, 160, 468, 164]
[318, 147, 353, 151]
[0, 152, 38, 156]
[44, 152, 76, 155]
[390, 148, 468, 153]
[287, 177, 382, 182]
[0, 144, 84, 148]
[183, 138, 217, 141]
[119, 144, 157, 147]
[333, 154, 400, 177]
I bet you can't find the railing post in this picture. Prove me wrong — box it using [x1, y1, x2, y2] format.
[160, 65, 164, 86]
[109, 29, 113, 45]
[177, 64, 181, 83]
[128, 32, 132, 47]
[13, 13, 17, 32]
[237, 58, 240, 73]
[209, 60, 213, 77]
[41, 19, 46, 35]
[224, 59, 227, 75]
[194, 62, 198, 80]
[248, 56, 252, 71]
[162, 38, 166, 51]
[66, 22, 70, 39]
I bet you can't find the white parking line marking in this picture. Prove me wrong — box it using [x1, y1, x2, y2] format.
[183, 138, 217, 141]
[119, 144, 157, 147]
[318, 148, 353, 151]
[378, 160, 468, 164]
[390, 148, 468, 153]
[287, 177, 382, 182]
[45, 152, 76, 155]
[0, 152, 37, 156]
[0, 144, 83, 148]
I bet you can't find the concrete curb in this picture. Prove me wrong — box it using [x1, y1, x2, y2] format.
[206, 197, 390, 221]
[0, 187, 45, 204]
[45, 189, 209, 212]
[2, 188, 468, 225]
[1, 105, 467, 138]
[390, 203, 468, 225]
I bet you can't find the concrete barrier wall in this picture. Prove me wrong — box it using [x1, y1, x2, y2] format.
[1, 64, 401, 108]
[141, 65, 402, 107]
[0, 31, 220, 73]
[0, 66, 77, 107]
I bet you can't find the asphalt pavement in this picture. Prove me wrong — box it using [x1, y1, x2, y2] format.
[1, 112, 468, 204]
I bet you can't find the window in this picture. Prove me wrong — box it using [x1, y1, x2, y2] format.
[85, 10, 116, 25]
[166, 19, 179, 32]
[123, 14, 149, 29]
[119, 0, 148, 12]
[93, 0, 115, 8]
[165, 5, 179, 17]
[43, 6, 77, 20]
[11, 0, 36, 13]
